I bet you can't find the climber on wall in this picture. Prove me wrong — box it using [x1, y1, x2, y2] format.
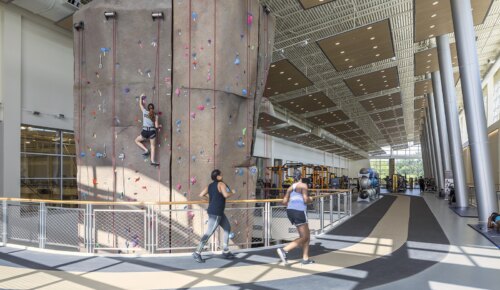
[135, 93, 160, 166]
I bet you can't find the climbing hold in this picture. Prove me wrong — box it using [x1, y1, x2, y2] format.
[192, 11, 198, 22]
[229, 232, 235, 239]
[138, 40, 143, 48]
[100, 47, 110, 56]
[183, 192, 188, 197]
[250, 166, 258, 175]
[177, 29, 182, 36]
[176, 184, 182, 190]
[192, 155, 196, 162]
[187, 211, 195, 219]
[145, 69, 152, 78]
[96, 152, 104, 158]
[197, 105, 205, 111]
[247, 13, 253, 26]
[234, 54, 241, 65]
[190, 112, 196, 120]
[80, 152, 86, 157]
[142, 186, 147, 191]
[124, 88, 130, 94]
[175, 88, 181, 97]
[242, 89, 248, 96]
[135, 177, 140, 182]
[236, 137, 245, 148]
[208, 39, 212, 46]
[242, 128, 247, 136]
[92, 178, 98, 185]
[175, 119, 182, 127]
[118, 153, 125, 160]
[190, 176, 197, 185]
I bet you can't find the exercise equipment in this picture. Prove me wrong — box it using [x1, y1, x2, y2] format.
[357, 168, 380, 202]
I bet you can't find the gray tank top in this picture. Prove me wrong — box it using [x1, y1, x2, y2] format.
[142, 108, 155, 128]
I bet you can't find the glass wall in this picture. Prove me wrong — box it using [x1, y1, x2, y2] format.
[370, 159, 389, 179]
[395, 159, 424, 180]
[20, 126, 77, 200]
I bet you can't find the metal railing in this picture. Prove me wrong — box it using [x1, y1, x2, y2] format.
[0, 190, 351, 254]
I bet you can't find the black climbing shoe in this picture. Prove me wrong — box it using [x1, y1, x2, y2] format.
[301, 259, 315, 265]
[222, 251, 236, 259]
[150, 162, 160, 167]
[192, 252, 205, 263]
[141, 150, 150, 157]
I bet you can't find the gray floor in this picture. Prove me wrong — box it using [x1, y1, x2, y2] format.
[369, 192, 500, 290]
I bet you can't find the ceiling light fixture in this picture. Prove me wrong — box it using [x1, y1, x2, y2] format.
[367, 26, 373, 30]
[432, 1, 439, 5]
[431, 13, 437, 18]
[370, 37, 375, 40]
[280, 71, 284, 74]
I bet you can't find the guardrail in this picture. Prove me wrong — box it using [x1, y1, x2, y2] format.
[0, 190, 351, 255]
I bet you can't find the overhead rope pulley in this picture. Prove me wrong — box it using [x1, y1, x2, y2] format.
[104, 11, 117, 20]
[73, 21, 84, 31]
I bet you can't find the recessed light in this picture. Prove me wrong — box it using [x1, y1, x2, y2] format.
[267, 87, 271, 90]
[430, 25, 435, 29]
[274, 92, 279, 94]
[335, 42, 340, 45]
[357, 79, 361, 82]
[427, 60, 431, 63]
[340, 51, 345, 54]
[294, 82, 299, 86]
[290, 101, 294, 104]
[370, 37, 376, 40]
[313, 98, 317, 100]
[345, 58, 350, 61]
[349, 65, 353, 68]
[373, 46, 378, 49]
[287, 77, 292, 80]
[367, 26, 373, 30]
[432, 1, 439, 5]
[280, 71, 284, 74]
[428, 53, 432, 57]
[308, 94, 312, 97]
[381, 70, 385, 73]
[431, 13, 437, 18]
[429, 34, 434, 38]
[376, 53, 381, 57]
[382, 75, 386, 78]
[271, 64, 276, 68]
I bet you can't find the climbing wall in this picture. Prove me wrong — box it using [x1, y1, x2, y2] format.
[73, 0, 274, 251]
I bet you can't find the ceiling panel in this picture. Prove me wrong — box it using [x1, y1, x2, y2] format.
[414, 0, 493, 42]
[414, 98, 427, 110]
[292, 133, 324, 145]
[265, 126, 308, 138]
[414, 80, 432, 96]
[306, 110, 350, 126]
[359, 92, 402, 111]
[277, 91, 336, 114]
[298, 0, 335, 10]
[56, 15, 73, 31]
[370, 108, 403, 122]
[414, 44, 458, 76]
[324, 121, 360, 134]
[310, 139, 334, 148]
[345, 67, 399, 96]
[265, 59, 313, 97]
[318, 20, 395, 71]
[258, 112, 286, 129]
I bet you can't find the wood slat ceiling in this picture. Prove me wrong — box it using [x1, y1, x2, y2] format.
[306, 110, 350, 126]
[414, 44, 458, 76]
[292, 133, 324, 145]
[265, 59, 313, 97]
[56, 15, 73, 31]
[414, 98, 427, 110]
[310, 139, 334, 148]
[414, 79, 432, 96]
[370, 108, 403, 122]
[414, 0, 493, 42]
[359, 92, 402, 111]
[258, 112, 286, 129]
[298, 0, 335, 10]
[324, 121, 360, 134]
[345, 67, 399, 96]
[265, 125, 307, 138]
[318, 19, 395, 72]
[277, 91, 336, 114]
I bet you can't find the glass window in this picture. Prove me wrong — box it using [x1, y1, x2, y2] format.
[20, 125, 77, 202]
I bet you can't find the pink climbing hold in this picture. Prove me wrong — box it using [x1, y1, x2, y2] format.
[247, 14, 253, 26]
[187, 211, 195, 219]
[175, 88, 181, 96]
[197, 105, 205, 111]
[190, 176, 197, 185]
[190, 112, 196, 119]
[176, 184, 182, 190]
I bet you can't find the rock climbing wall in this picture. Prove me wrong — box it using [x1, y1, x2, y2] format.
[73, 0, 274, 251]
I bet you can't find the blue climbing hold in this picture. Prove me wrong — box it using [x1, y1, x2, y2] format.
[242, 89, 248, 96]
[192, 12, 198, 22]
[175, 119, 182, 127]
[234, 54, 241, 65]
[80, 152, 86, 157]
[229, 232, 235, 239]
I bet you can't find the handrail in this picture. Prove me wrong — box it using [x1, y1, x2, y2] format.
[0, 191, 349, 206]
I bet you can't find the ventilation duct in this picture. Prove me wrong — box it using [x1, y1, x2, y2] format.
[12, 0, 79, 22]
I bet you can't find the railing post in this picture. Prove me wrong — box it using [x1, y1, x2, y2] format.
[319, 197, 324, 233]
[329, 194, 333, 226]
[2, 200, 7, 246]
[349, 191, 352, 216]
[147, 204, 155, 254]
[39, 202, 46, 249]
[264, 202, 270, 247]
[343, 192, 347, 217]
[85, 204, 93, 253]
[337, 194, 341, 220]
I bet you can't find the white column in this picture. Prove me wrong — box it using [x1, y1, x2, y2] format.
[1, 8, 21, 198]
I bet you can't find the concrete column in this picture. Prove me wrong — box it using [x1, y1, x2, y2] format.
[450, 0, 499, 221]
[436, 34, 468, 208]
[1, 9, 21, 198]
[428, 94, 444, 191]
[389, 158, 395, 177]
[431, 71, 452, 175]
[426, 116, 437, 185]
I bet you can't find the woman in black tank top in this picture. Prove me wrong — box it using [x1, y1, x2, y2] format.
[192, 169, 236, 263]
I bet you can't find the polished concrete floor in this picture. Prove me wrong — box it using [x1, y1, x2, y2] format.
[0, 192, 497, 290]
